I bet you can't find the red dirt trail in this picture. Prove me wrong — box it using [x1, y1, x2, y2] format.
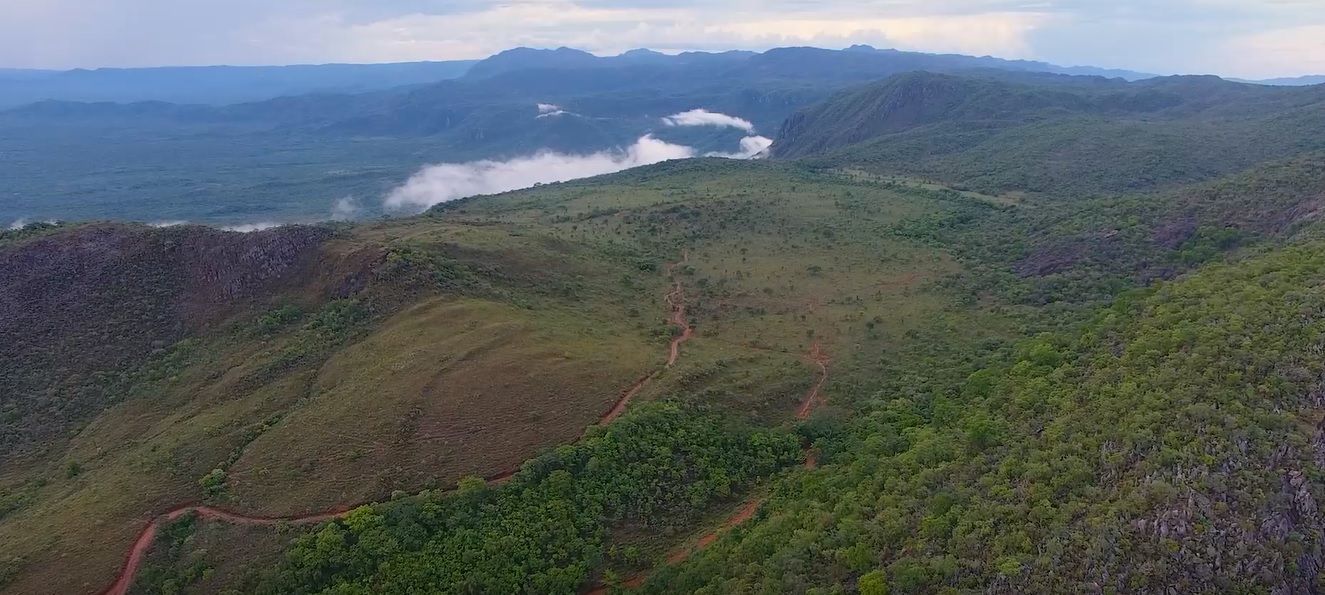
[101, 255, 693, 595]
[588, 342, 831, 593]
[796, 341, 831, 420]
[598, 254, 693, 425]
[103, 469, 520, 595]
[663, 342, 831, 563]
[103, 506, 350, 595]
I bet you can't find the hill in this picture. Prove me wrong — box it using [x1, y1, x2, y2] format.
[772, 72, 1325, 196]
[1243, 75, 1325, 86]
[0, 223, 358, 462]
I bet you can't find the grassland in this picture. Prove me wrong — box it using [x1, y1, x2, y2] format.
[1, 158, 993, 594]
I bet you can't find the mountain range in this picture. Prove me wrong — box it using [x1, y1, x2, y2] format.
[0, 61, 478, 108]
[0, 44, 1198, 227]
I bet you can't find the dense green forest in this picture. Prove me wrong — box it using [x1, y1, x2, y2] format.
[259, 404, 799, 593]
[653, 240, 1325, 593]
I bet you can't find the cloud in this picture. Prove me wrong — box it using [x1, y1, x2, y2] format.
[385, 132, 775, 212]
[706, 12, 1050, 59]
[536, 102, 574, 118]
[331, 196, 362, 220]
[662, 109, 756, 133]
[1221, 24, 1325, 78]
[705, 135, 773, 159]
[8, 218, 61, 230]
[385, 134, 694, 211]
[0, 1, 1055, 70]
[4, 0, 1324, 78]
[221, 221, 281, 232]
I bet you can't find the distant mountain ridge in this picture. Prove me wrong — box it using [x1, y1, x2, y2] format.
[0, 61, 478, 108]
[464, 44, 1156, 83]
[1238, 74, 1325, 86]
[1, 45, 1162, 139]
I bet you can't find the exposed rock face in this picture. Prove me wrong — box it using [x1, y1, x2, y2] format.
[0, 223, 342, 461]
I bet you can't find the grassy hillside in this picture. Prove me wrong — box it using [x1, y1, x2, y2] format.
[6, 105, 1325, 593]
[1, 159, 983, 594]
[0, 223, 356, 464]
[139, 154, 1325, 593]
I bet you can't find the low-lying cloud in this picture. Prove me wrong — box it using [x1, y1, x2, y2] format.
[221, 221, 280, 233]
[536, 103, 572, 118]
[7, 218, 61, 231]
[662, 109, 756, 133]
[331, 197, 362, 221]
[385, 134, 695, 212]
[707, 135, 773, 159]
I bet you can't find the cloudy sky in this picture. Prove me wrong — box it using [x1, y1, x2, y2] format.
[1, 0, 1323, 78]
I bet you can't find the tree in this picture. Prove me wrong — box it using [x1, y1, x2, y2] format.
[858, 570, 889, 595]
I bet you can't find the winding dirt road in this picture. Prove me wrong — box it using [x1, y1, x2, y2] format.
[105, 506, 348, 595]
[100, 254, 694, 595]
[599, 256, 692, 425]
[589, 342, 831, 593]
[103, 466, 522, 595]
[796, 341, 831, 420]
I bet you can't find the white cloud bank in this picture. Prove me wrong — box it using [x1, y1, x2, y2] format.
[707, 135, 774, 159]
[536, 102, 574, 118]
[663, 109, 756, 133]
[221, 221, 281, 233]
[385, 134, 695, 212]
[331, 196, 362, 220]
[384, 129, 773, 212]
[7, 218, 62, 230]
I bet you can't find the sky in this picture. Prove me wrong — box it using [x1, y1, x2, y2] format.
[1, 0, 1324, 78]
